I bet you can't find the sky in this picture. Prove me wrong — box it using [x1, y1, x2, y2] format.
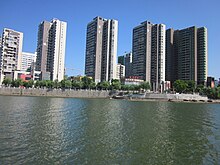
[1, 0, 219, 78]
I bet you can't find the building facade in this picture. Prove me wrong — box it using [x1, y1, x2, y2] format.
[124, 52, 132, 78]
[132, 21, 152, 82]
[36, 21, 51, 74]
[150, 24, 166, 91]
[0, 28, 23, 83]
[85, 16, 118, 83]
[118, 55, 125, 65]
[166, 26, 208, 85]
[132, 21, 166, 91]
[36, 19, 67, 81]
[21, 52, 37, 71]
[116, 64, 125, 80]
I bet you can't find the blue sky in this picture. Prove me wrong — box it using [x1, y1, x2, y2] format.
[1, 0, 219, 78]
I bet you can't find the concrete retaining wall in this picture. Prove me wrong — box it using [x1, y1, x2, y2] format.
[0, 88, 209, 101]
[145, 93, 208, 101]
[0, 88, 110, 98]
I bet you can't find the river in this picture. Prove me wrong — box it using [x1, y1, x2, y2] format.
[0, 96, 220, 164]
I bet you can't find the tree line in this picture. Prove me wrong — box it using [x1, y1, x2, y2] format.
[2, 77, 151, 91]
[173, 79, 220, 99]
[2, 77, 220, 99]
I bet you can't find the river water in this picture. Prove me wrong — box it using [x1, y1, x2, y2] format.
[0, 96, 220, 164]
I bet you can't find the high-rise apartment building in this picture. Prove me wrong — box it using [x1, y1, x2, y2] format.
[132, 21, 152, 82]
[21, 52, 37, 71]
[150, 24, 166, 91]
[124, 52, 132, 78]
[116, 64, 125, 80]
[197, 27, 208, 84]
[0, 28, 23, 83]
[166, 26, 207, 85]
[36, 19, 67, 81]
[36, 21, 51, 74]
[132, 21, 165, 91]
[85, 16, 118, 83]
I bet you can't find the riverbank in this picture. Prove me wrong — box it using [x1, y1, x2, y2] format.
[0, 87, 220, 103]
[0, 87, 110, 98]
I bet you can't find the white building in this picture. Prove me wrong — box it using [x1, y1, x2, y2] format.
[21, 52, 37, 71]
[36, 18, 67, 81]
[116, 64, 125, 80]
[0, 28, 23, 83]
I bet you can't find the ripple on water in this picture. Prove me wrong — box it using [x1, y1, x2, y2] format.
[0, 96, 220, 164]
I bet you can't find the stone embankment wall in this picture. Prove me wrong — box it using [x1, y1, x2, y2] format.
[0, 88, 110, 98]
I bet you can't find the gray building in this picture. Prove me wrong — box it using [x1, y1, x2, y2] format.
[36, 21, 51, 75]
[36, 19, 67, 81]
[132, 21, 165, 91]
[118, 55, 125, 65]
[165, 29, 178, 83]
[0, 28, 23, 83]
[85, 16, 118, 83]
[166, 26, 208, 85]
[124, 52, 132, 78]
[150, 24, 166, 91]
[132, 21, 152, 82]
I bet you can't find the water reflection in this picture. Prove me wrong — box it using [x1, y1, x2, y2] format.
[0, 96, 220, 164]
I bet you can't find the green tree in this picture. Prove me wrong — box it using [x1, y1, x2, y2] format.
[42, 80, 48, 88]
[129, 85, 136, 91]
[2, 78, 12, 87]
[28, 80, 34, 88]
[60, 80, 66, 88]
[65, 80, 72, 89]
[90, 82, 96, 89]
[35, 80, 40, 88]
[186, 80, 195, 93]
[121, 84, 129, 91]
[140, 81, 151, 90]
[111, 79, 121, 90]
[99, 81, 110, 90]
[173, 80, 188, 93]
[14, 79, 24, 87]
[23, 81, 29, 88]
[46, 80, 54, 88]
[195, 84, 204, 93]
[82, 76, 93, 89]
[54, 79, 60, 88]
[72, 80, 83, 89]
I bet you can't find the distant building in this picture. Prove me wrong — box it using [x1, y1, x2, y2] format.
[118, 55, 125, 65]
[124, 52, 132, 78]
[14, 71, 31, 80]
[116, 64, 125, 80]
[132, 21, 165, 92]
[122, 76, 144, 85]
[164, 81, 171, 91]
[36, 18, 67, 81]
[207, 77, 215, 88]
[21, 52, 37, 72]
[85, 16, 118, 83]
[166, 26, 208, 85]
[0, 28, 23, 83]
[214, 79, 219, 87]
